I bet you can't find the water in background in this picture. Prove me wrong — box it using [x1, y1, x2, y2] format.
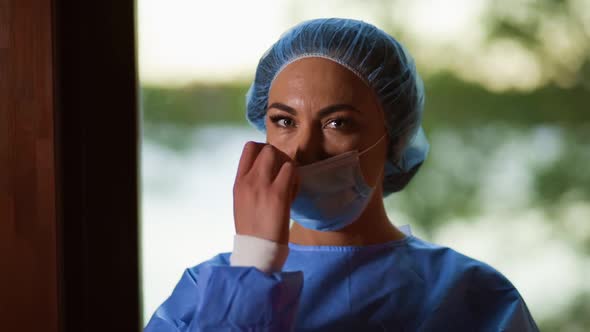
[141, 124, 590, 327]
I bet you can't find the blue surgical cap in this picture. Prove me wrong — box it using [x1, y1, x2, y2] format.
[246, 18, 429, 195]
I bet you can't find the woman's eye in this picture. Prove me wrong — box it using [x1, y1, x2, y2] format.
[325, 118, 348, 129]
[279, 118, 294, 127]
[270, 115, 295, 128]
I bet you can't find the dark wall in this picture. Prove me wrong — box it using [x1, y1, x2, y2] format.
[53, 0, 141, 331]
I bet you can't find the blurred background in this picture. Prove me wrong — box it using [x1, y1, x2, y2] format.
[137, 0, 590, 330]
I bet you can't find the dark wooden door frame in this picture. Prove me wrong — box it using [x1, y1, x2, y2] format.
[53, 1, 141, 331]
[1, 0, 59, 330]
[3, 1, 142, 329]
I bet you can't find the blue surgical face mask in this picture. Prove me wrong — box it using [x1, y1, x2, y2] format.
[290, 134, 387, 232]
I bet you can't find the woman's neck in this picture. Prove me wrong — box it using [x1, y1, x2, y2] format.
[288, 190, 406, 246]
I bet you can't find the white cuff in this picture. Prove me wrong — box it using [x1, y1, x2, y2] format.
[229, 234, 290, 273]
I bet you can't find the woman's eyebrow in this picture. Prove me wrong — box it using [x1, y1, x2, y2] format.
[267, 102, 361, 117]
[267, 102, 296, 115]
[317, 104, 361, 118]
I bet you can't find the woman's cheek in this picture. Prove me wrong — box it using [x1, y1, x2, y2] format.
[358, 142, 387, 187]
[323, 132, 361, 155]
[267, 135, 296, 159]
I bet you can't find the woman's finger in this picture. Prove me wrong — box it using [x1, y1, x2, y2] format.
[250, 144, 280, 181]
[273, 160, 296, 197]
[236, 141, 264, 178]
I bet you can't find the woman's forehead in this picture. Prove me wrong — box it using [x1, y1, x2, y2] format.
[268, 57, 375, 110]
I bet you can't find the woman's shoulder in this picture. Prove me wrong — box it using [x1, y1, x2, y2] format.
[405, 235, 516, 290]
[407, 235, 539, 330]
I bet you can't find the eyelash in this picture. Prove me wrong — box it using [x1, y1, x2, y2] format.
[269, 115, 295, 128]
[268, 115, 351, 129]
[325, 117, 348, 129]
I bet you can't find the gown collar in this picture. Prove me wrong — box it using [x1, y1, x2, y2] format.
[288, 224, 414, 252]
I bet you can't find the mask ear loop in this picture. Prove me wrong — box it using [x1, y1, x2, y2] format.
[358, 133, 388, 157]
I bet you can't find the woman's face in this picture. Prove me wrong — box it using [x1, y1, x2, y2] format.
[266, 57, 389, 188]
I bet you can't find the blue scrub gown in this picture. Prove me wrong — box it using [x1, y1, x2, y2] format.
[144, 226, 539, 331]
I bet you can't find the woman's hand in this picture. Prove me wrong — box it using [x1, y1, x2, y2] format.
[233, 142, 299, 245]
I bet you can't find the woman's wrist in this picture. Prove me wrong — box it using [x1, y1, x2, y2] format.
[230, 234, 290, 273]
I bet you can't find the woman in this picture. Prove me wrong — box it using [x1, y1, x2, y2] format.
[145, 18, 539, 331]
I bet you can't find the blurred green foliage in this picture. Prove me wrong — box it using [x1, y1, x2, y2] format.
[141, 73, 589, 129]
[485, 0, 590, 88]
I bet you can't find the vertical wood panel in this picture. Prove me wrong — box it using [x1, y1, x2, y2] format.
[0, 0, 58, 330]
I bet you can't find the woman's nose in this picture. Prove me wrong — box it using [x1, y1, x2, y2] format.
[288, 127, 325, 166]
